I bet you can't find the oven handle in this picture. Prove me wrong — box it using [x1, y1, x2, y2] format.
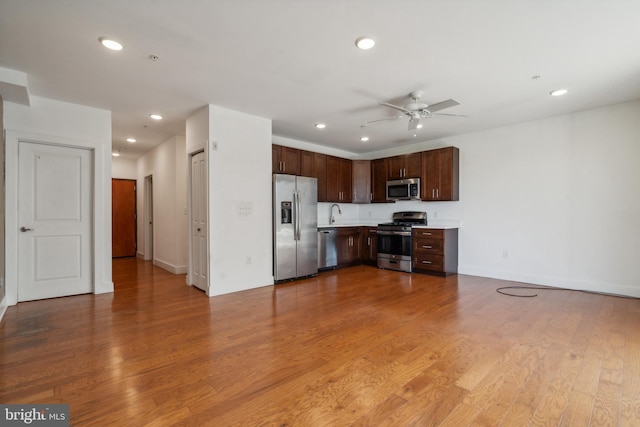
[377, 230, 412, 236]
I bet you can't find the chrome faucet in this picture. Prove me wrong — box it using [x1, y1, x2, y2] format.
[330, 203, 342, 224]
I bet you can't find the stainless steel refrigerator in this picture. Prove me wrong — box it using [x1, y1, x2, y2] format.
[273, 174, 318, 282]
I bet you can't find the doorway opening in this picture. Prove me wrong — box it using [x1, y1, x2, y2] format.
[112, 179, 137, 257]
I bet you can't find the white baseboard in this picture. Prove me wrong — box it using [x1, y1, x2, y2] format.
[153, 258, 187, 275]
[458, 265, 640, 298]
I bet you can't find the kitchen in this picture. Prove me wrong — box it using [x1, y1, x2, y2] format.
[273, 144, 460, 282]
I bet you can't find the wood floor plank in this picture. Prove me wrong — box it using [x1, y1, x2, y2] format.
[559, 390, 594, 427]
[592, 379, 622, 427]
[0, 259, 638, 426]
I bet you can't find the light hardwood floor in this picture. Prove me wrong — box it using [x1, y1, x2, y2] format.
[1, 258, 639, 426]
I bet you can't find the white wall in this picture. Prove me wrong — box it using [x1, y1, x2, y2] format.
[137, 135, 188, 274]
[448, 100, 640, 297]
[111, 156, 137, 179]
[3, 96, 113, 305]
[209, 105, 273, 296]
[187, 105, 272, 296]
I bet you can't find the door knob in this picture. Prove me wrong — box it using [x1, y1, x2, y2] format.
[20, 226, 34, 232]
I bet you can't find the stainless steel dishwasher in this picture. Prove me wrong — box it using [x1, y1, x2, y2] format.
[318, 228, 337, 270]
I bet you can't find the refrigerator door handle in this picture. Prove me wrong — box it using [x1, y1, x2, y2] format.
[293, 191, 301, 240]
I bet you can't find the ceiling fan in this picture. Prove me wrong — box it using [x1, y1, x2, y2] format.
[364, 90, 465, 131]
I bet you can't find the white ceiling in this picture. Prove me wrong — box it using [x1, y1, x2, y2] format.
[1, 1, 640, 159]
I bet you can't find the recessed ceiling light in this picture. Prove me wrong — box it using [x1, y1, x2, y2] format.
[315, 123, 326, 129]
[360, 136, 369, 142]
[416, 124, 424, 129]
[149, 114, 163, 120]
[355, 37, 375, 50]
[126, 138, 136, 143]
[112, 152, 120, 157]
[550, 89, 568, 97]
[99, 37, 123, 51]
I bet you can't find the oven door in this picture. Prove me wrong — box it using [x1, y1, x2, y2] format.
[377, 230, 412, 256]
[377, 230, 412, 272]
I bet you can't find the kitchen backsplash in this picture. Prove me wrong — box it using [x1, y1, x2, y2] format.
[317, 200, 461, 227]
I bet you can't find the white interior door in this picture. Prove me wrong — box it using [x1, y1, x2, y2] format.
[18, 142, 92, 301]
[190, 151, 207, 291]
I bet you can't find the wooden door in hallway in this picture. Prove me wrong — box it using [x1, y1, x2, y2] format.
[112, 179, 137, 257]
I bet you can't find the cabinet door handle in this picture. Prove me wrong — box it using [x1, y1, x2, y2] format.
[422, 245, 432, 249]
[436, 188, 439, 199]
[432, 189, 435, 198]
[367, 237, 371, 245]
[422, 260, 432, 264]
[422, 232, 432, 236]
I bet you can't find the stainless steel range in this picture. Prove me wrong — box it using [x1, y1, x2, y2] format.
[377, 211, 427, 272]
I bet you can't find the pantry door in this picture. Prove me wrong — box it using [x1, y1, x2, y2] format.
[18, 141, 93, 301]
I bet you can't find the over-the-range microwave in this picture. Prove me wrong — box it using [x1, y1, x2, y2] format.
[386, 178, 421, 201]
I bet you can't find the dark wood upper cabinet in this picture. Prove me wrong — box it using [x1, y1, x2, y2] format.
[371, 158, 389, 203]
[272, 144, 459, 204]
[421, 147, 459, 201]
[352, 160, 371, 204]
[313, 153, 327, 202]
[326, 156, 352, 203]
[272, 144, 300, 175]
[299, 149, 314, 177]
[299, 149, 328, 202]
[387, 153, 421, 179]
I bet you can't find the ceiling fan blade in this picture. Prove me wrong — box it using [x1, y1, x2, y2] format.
[362, 115, 404, 127]
[380, 102, 411, 114]
[425, 99, 459, 113]
[408, 118, 419, 131]
[433, 113, 468, 118]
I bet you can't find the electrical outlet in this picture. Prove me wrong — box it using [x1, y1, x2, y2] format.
[502, 250, 509, 259]
[246, 256, 252, 265]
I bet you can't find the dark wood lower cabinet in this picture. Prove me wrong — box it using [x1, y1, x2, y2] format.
[337, 227, 361, 267]
[361, 227, 378, 266]
[329, 226, 458, 276]
[412, 228, 458, 276]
